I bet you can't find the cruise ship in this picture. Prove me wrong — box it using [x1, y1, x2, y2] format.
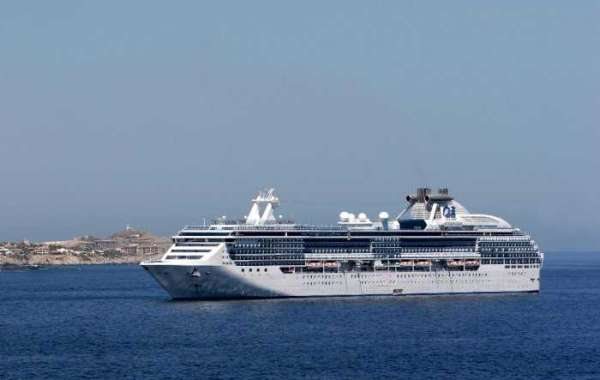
[141, 188, 543, 299]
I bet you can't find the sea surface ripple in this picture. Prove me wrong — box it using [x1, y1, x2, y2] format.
[1, 252, 599, 379]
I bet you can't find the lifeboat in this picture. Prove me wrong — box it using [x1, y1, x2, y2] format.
[447, 259, 465, 267]
[324, 261, 340, 268]
[414, 260, 432, 267]
[306, 261, 322, 268]
[464, 260, 480, 267]
[399, 260, 414, 266]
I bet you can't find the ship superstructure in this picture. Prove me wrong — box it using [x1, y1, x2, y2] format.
[141, 188, 543, 299]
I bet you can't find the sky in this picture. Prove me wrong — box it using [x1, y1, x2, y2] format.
[0, 1, 598, 251]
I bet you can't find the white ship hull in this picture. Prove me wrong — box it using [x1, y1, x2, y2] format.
[142, 263, 540, 300]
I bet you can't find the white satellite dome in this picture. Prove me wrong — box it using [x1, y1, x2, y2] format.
[378, 211, 389, 220]
[358, 213, 368, 222]
[339, 211, 350, 221]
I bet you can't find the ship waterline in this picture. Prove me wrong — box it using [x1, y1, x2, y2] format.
[141, 188, 542, 299]
[143, 263, 539, 299]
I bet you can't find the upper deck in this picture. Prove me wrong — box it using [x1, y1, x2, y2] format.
[172, 187, 524, 240]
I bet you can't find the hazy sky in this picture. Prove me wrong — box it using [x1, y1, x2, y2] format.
[1, 1, 598, 250]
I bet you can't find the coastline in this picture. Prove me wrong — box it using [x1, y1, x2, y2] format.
[0, 254, 160, 267]
[1, 226, 168, 268]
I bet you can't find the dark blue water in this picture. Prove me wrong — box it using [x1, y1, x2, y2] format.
[1, 253, 600, 380]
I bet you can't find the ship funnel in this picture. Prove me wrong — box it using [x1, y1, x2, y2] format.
[425, 194, 453, 202]
[416, 187, 430, 202]
[425, 188, 453, 203]
[407, 187, 431, 203]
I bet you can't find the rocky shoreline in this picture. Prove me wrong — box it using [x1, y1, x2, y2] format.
[0, 253, 161, 267]
[1, 226, 168, 268]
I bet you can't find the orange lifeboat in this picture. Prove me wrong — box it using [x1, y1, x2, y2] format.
[414, 260, 432, 267]
[464, 259, 480, 267]
[447, 259, 465, 267]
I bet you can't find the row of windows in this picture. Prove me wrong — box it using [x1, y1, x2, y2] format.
[481, 259, 541, 264]
[299, 272, 490, 279]
[228, 249, 539, 258]
[400, 247, 474, 253]
[506, 265, 541, 269]
[232, 239, 303, 247]
[232, 243, 303, 248]
[229, 249, 303, 255]
[374, 246, 474, 250]
[309, 249, 369, 254]
[303, 274, 496, 287]
[229, 257, 541, 266]
[170, 249, 211, 253]
[480, 241, 531, 247]
[165, 255, 202, 260]
[174, 242, 220, 247]
[400, 240, 476, 247]
[235, 261, 300, 266]
[240, 267, 268, 273]
[176, 238, 228, 243]
[480, 252, 539, 258]
[230, 246, 536, 253]
[181, 236, 533, 248]
[480, 248, 536, 253]
[305, 281, 343, 286]
[231, 255, 304, 260]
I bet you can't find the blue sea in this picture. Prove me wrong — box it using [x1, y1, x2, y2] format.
[1, 252, 600, 380]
